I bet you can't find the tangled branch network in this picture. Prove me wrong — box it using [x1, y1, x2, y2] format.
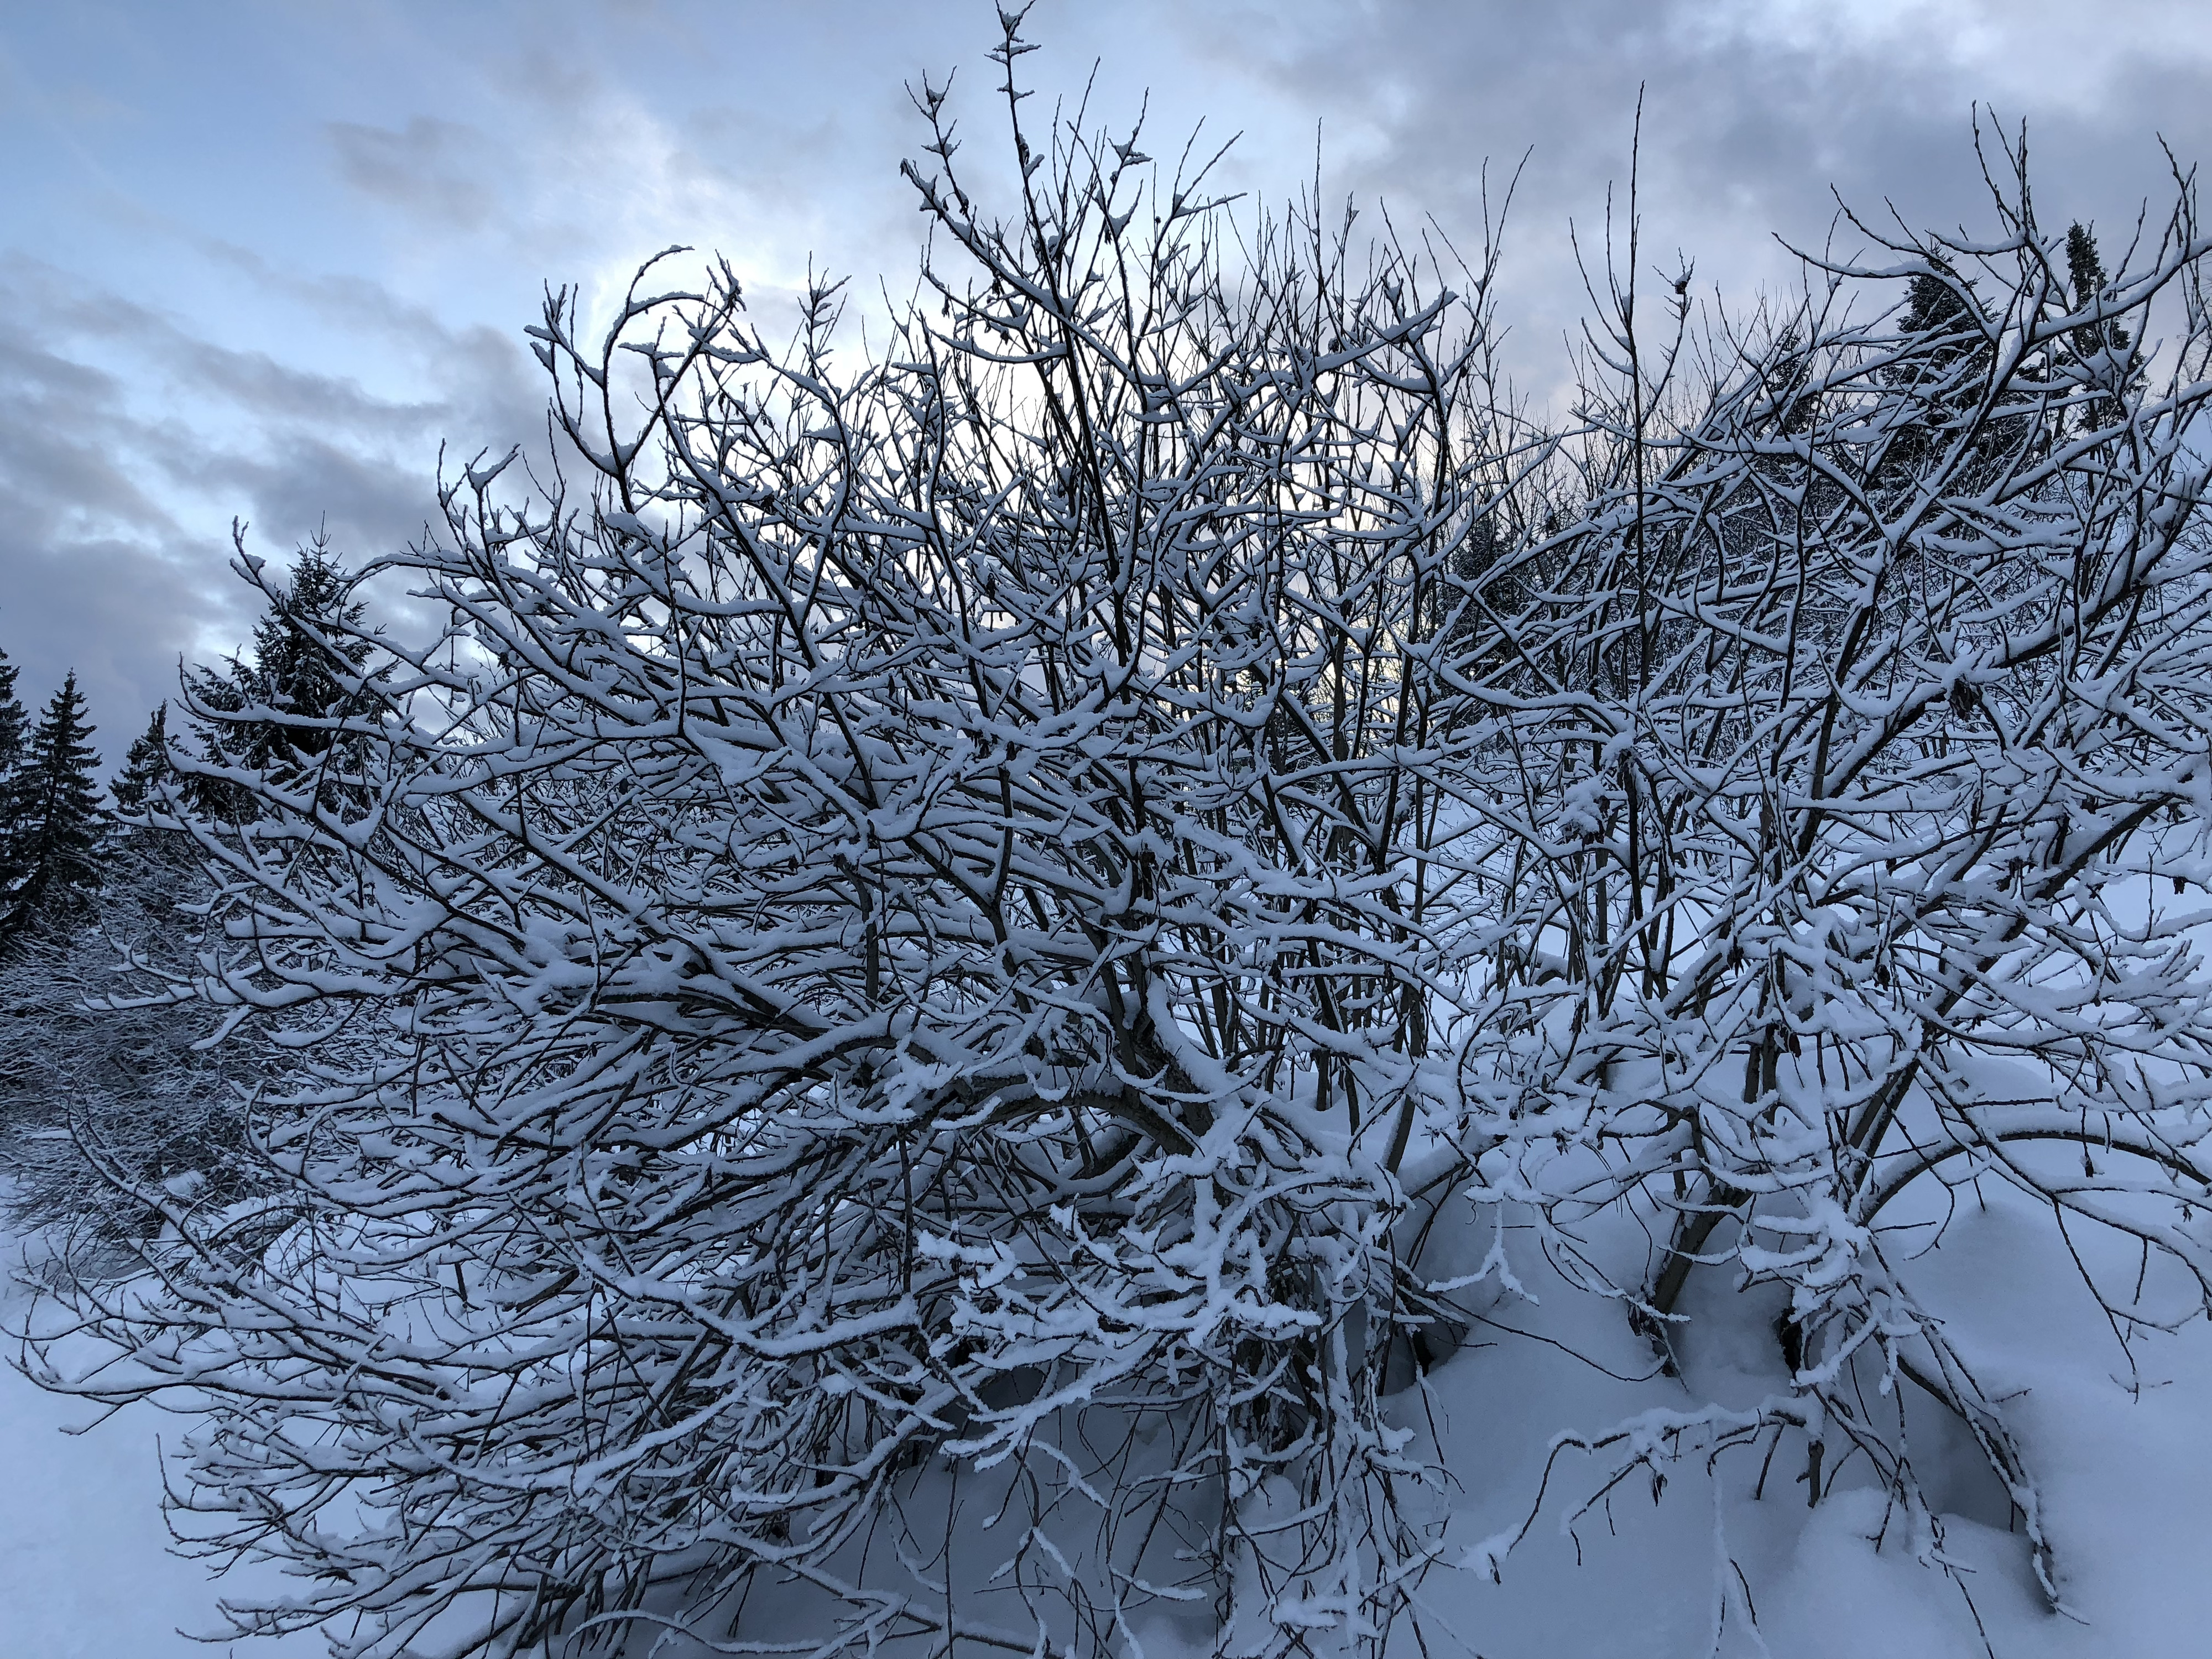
[31, 20, 2212, 1658]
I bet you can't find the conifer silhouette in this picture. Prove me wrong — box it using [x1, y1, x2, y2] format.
[3, 672, 105, 936]
[111, 704, 173, 813]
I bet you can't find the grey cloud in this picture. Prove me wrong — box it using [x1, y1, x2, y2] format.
[0, 316, 239, 747]
[1142, 0, 2212, 398]
[0, 532, 229, 761]
[9, 0, 2206, 764]
[4, 259, 467, 446]
[0, 331, 180, 541]
[179, 436, 445, 571]
[0, 254, 542, 759]
[328, 116, 502, 232]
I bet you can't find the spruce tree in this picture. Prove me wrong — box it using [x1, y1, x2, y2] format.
[2065, 222, 2128, 352]
[2, 672, 105, 936]
[0, 646, 27, 906]
[2065, 222, 2132, 432]
[246, 539, 373, 753]
[1893, 263, 1990, 396]
[0, 644, 25, 780]
[1876, 261, 2000, 480]
[1882, 260, 2013, 485]
[2, 690, 255, 1238]
[187, 537, 375, 816]
[111, 703, 175, 818]
[109, 702, 197, 861]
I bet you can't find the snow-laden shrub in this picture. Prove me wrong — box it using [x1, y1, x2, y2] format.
[1453, 137, 2212, 1601]
[26, 31, 2212, 1657]
[32, 29, 1521, 1658]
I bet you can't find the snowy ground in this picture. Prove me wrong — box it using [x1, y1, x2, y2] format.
[0, 1244, 325, 1659]
[1392, 1190, 2212, 1659]
[3, 1188, 2206, 1658]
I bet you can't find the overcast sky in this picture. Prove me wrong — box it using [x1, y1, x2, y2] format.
[4, 0, 2209, 766]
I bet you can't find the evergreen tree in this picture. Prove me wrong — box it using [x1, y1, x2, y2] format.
[1899, 268, 1973, 335]
[1881, 260, 2016, 486]
[110, 703, 175, 818]
[1892, 263, 1990, 399]
[2065, 222, 2132, 431]
[0, 646, 27, 907]
[0, 645, 25, 781]
[186, 537, 375, 816]
[2065, 221, 2128, 353]
[2, 672, 105, 937]
[108, 702, 196, 860]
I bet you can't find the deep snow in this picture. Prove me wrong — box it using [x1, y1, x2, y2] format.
[0, 1242, 323, 1659]
[2, 1186, 2205, 1659]
[1389, 1188, 2212, 1659]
